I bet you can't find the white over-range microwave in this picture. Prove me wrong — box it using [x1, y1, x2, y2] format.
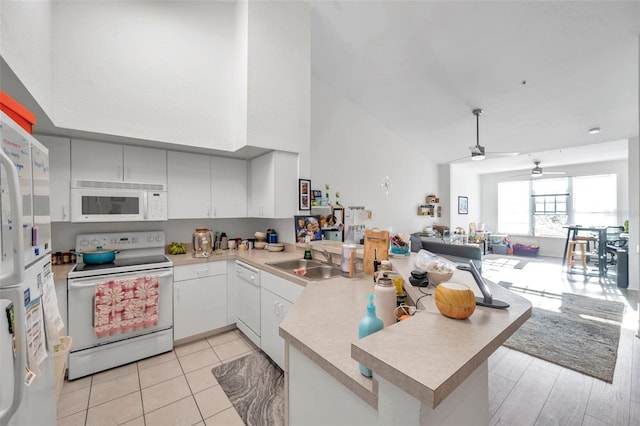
[71, 180, 168, 222]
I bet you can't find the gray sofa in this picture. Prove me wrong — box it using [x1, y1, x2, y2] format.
[410, 233, 482, 271]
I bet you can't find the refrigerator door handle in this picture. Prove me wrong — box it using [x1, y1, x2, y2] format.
[0, 286, 27, 423]
[0, 148, 25, 287]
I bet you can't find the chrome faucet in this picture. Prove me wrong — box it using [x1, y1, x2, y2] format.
[316, 248, 333, 265]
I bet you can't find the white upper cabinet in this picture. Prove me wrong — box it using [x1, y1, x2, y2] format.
[123, 145, 167, 184]
[167, 151, 211, 219]
[71, 140, 166, 184]
[71, 140, 122, 182]
[38, 135, 71, 222]
[211, 157, 247, 218]
[250, 151, 298, 218]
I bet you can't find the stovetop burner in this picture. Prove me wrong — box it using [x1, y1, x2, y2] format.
[73, 255, 171, 273]
[69, 231, 173, 279]
[69, 254, 173, 279]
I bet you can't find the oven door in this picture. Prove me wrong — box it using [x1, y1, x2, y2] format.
[68, 267, 173, 351]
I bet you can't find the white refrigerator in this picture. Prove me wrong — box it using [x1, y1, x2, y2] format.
[1, 111, 57, 425]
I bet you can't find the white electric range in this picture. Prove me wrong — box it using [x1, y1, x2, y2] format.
[67, 231, 174, 379]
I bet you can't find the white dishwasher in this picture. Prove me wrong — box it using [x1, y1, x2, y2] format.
[235, 261, 261, 347]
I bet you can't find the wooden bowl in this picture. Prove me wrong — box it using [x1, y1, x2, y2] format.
[434, 282, 476, 319]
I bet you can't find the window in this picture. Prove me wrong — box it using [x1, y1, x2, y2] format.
[497, 174, 617, 237]
[497, 181, 529, 234]
[531, 178, 569, 237]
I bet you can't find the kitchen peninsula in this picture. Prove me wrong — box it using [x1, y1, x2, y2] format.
[278, 243, 531, 425]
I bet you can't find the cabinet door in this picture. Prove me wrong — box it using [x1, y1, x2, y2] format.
[123, 145, 167, 184]
[249, 152, 275, 217]
[273, 151, 298, 218]
[260, 287, 291, 369]
[71, 140, 123, 181]
[167, 151, 211, 218]
[39, 135, 71, 222]
[174, 275, 227, 341]
[211, 157, 247, 218]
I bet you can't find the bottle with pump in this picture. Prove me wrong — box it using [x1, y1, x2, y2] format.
[374, 277, 397, 328]
[358, 294, 384, 377]
[303, 235, 313, 260]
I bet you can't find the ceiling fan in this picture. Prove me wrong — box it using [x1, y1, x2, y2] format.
[529, 161, 566, 178]
[512, 161, 567, 178]
[449, 108, 519, 163]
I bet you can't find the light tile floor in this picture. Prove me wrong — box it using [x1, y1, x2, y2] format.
[57, 330, 256, 426]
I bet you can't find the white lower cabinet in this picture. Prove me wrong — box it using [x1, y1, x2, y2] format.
[260, 272, 303, 369]
[173, 262, 227, 342]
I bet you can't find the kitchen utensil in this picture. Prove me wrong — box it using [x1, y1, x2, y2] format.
[77, 247, 119, 264]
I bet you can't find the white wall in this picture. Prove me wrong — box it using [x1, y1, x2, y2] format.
[310, 76, 437, 236]
[0, 0, 54, 114]
[628, 137, 639, 292]
[51, 1, 236, 150]
[449, 164, 482, 232]
[245, 1, 310, 154]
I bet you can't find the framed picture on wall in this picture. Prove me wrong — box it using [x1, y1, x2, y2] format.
[458, 196, 468, 215]
[299, 179, 311, 211]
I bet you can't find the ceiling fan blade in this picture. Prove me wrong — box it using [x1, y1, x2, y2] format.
[542, 171, 566, 175]
[484, 151, 519, 157]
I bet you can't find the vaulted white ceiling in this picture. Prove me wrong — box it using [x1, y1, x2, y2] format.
[309, 1, 639, 171]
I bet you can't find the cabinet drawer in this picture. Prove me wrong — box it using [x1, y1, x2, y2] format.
[174, 261, 227, 281]
[262, 271, 303, 303]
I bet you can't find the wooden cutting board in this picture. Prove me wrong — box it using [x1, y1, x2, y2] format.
[363, 229, 389, 275]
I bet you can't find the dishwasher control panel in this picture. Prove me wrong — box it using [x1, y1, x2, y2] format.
[235, 261, 261, 286]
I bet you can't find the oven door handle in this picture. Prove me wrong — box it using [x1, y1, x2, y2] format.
[69, 270, 174, 289]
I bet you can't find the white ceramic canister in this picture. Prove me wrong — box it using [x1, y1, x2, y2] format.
[374, 277, 397, 327]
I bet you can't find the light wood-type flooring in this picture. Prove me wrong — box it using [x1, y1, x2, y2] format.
[483, 254, 639, 426]
[57, 254, 639, 425]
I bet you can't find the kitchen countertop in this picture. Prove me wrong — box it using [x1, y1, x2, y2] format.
[52, 241, 531, 412]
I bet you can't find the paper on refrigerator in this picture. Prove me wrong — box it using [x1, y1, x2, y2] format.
[40, 262, 64, 350]
[25, 297, 47, 375]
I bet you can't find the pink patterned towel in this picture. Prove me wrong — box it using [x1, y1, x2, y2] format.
[94, 275, 159, 338]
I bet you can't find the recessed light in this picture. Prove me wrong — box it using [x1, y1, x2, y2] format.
[588, 127, 601, 135]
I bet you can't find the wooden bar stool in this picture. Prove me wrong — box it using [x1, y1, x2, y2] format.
[567, 240, 588, 271]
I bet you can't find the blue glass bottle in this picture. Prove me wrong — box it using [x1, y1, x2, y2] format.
[358, 294, 384, 377]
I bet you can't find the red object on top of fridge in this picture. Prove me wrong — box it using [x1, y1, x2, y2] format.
[0, 91, 36, 134]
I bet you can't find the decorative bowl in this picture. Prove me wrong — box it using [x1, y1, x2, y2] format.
[427, 268, 454, 285]
[266, 243, 285, 252]
[434, 282, 476, 319]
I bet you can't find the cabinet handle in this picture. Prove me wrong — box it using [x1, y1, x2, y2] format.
[176, 284, 180, 302]
[273, 301, 278, 315]
[62, 204, 67, 220]
[196, 269, 208, 277]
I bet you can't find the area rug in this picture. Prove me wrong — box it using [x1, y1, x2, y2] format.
[212, 351, 284, 425]
[504, 293, 625, 383]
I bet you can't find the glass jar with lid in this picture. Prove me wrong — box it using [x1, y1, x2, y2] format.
[193, 228, 213, 257]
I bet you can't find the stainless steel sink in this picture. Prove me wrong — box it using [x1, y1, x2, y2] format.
[303, 265, 343, 280]
[266, 259, 342, 280]
[266, 259, 325, 270]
